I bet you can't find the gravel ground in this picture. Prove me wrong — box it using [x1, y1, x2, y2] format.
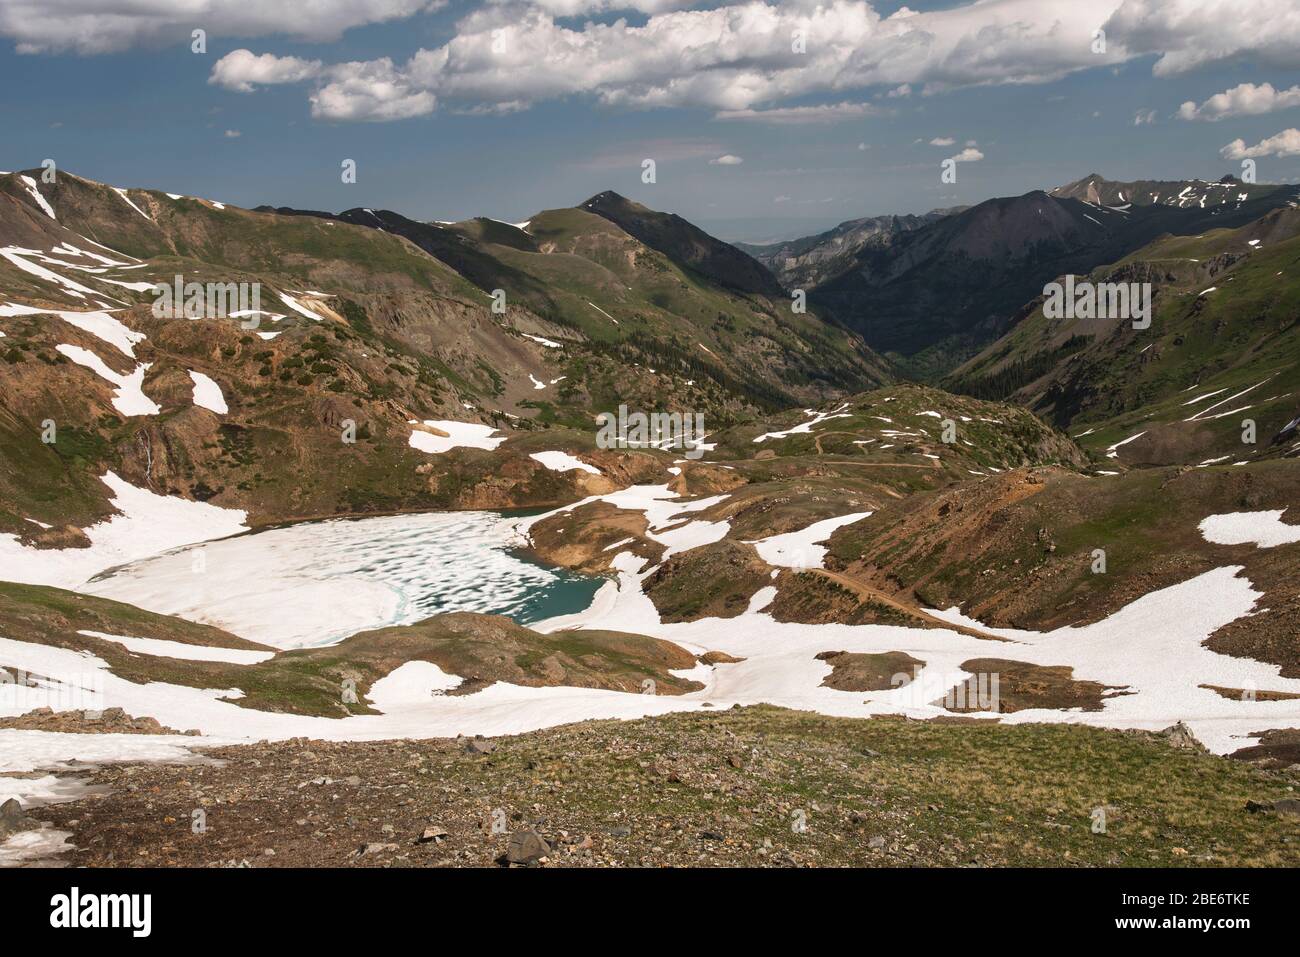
[18, 705, 1300, 868]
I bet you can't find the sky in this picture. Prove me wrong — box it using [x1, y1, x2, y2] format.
[2, 0, 1300, 243]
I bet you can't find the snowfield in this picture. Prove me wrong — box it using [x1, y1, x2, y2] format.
[2, 485, 1299, 843]
[0, 472, 247, 590]
[575, 483, 731, 558]
[539, 554, 1300, 757]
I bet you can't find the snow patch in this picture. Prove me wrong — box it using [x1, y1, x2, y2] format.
[752, 404, 852, 443]
[55, 344, 158, 416]
[747, 512, 873, 569]
[1104, 431, 1147, 459]
[111, 187, 153, 221]
[19, 176, 55, 219]
[529, 451, 599, 475]
[79, 631, 272, 665]
[1, 304, 142, 358]
[408, 420, 505, 455]
[1199, 510, 1300, 549]
[277, 292, 326, 321]
[188, 371, 228, 414]
[521, 333, 561, 348]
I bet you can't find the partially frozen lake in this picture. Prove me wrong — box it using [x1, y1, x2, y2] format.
[83, 510, 602, 649]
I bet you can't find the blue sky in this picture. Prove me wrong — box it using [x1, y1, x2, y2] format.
[3, 0, 1299, 242]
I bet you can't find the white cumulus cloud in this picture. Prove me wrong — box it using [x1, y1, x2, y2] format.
[0, 0, 442, 54]
[310, 59, 437, 121]
[1178, 82, 1300, 121]
[210, 50, 323, 93]
[1219, 128, 1300, 160]
[196, 0, 1130, 121]
[1103, 0, 1300, 77]
[209, 49, 435, 121]
[38, 0, 1300, 126]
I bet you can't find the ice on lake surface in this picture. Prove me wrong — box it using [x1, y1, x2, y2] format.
[84, 510, 601, 649]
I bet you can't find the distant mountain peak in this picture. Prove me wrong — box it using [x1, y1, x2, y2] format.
[579, 190, 783, 296]
[1049, 173, 1107, 196]
[580, 190, 637, 211]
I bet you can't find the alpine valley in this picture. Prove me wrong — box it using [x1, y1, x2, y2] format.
[1, 167, 1298, 869]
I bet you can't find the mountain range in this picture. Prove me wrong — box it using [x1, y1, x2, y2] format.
[766, 174, 1299, 380]
[735, 208, 955, 290]
[3, 163, 1300, 868]
[0, 169, 892, 537]
[4, 166, 1299, 539]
